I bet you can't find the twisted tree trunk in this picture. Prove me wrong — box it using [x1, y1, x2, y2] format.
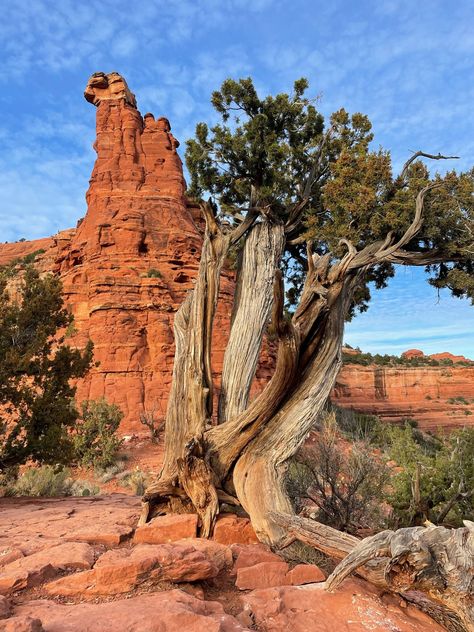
[218, 221, 285, 422]
[233, 276, 358, 543]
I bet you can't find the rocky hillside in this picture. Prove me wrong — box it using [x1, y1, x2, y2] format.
[0, 496, 445, 631]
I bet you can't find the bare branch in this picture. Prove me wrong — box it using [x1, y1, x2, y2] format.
[285, 124, 336, 235]
[230, 210, 258, 244]
[400, 151, 459, 181]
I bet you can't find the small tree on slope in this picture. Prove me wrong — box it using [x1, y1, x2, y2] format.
[142, 77, 473, 544]
[0, 266, 93, 470]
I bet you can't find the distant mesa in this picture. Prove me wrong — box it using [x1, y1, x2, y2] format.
[402, 349, 473, 363]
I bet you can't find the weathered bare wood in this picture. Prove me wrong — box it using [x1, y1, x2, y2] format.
[270, 511, 388, 586]
[218, 220, 285, 422]
[326, 521, 474, 632]
[207, 269, 299, 480]
[270, 512, 469, 632]
[158, 207, 231, 484]
[399, 151, 459, 182]
[177, 436, 219, 538]
[232, 274, 360, 543]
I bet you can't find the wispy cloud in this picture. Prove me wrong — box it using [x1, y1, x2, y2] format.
[0, 0, 472, 354]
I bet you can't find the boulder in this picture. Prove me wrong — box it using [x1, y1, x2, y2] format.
[133, 514, 198, 544]
[231, 543, 284, 573]
[236, 561, 289, 590]
[240, 578, 445, 631]
[2, 616, 44, 632]
[213, 515, 259, 545]
[45, 543, 220, 596]
[176, 538, 233, 571]
[0, 548, 24, 567]
[0, 542, 95, 594]
[14, 591, 247, 631]
[286, 564, 325, 585]
[235, 560, 325, 590]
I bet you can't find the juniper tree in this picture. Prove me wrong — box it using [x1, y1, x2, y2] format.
[142, 77, 473, 546]
[0, 266, 93, 470]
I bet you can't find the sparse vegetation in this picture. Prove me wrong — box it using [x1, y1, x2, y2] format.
[342, 350, 473, 367]
[287, 413, 389, 534]
[145, 268, 162, 278]
[139, 404, 165, 443]
[72, 399, 124, 470]
[124, 468, 149, 495]
[12, 465, 73, 497]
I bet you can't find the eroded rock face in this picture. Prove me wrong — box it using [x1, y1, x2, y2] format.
[0, 71, 276, 435]
[333, 364, 474, 431]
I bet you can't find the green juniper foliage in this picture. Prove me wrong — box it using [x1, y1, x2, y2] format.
[73, 398, 123, 471]
[186, 78, 473, 312]
[0, 265, 93, 470]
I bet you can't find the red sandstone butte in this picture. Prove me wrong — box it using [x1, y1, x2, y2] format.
[0, 71, 274, 436]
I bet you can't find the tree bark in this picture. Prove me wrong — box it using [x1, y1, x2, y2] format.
[218, 220, 285, 422]
[232, 275, 359, 543]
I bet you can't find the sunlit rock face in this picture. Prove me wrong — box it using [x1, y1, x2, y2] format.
[0, 72, 274, 434]
[333, 363, 474, 431]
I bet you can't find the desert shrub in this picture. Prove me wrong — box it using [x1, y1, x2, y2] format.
[73, 399, 123, 470]
[96, 459, 127, 483]
[0, 466, 19, 496]
[13, 465, 73, 497]
[146, 268, 162, 278]
[70, 479, 100, 496]
[139, 405, 165, 443]
[287, 414, 389, 534]
[331, 405, 388, 445]
[124, 468, 149, 495]
[388, 425, 474, 527]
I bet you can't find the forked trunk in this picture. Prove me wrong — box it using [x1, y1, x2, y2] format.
[218, 221, 285, 422]
[232, 277, 356, 543]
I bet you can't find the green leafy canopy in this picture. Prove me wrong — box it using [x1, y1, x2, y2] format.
[186, 77, 473, 311]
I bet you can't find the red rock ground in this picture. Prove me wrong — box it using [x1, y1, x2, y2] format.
[0, 496, 446, 631]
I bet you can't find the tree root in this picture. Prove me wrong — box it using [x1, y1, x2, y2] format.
[271, 512, 474, 632]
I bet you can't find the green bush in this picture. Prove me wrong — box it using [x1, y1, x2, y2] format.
[146, 268, 162, 279]
[388, 425, 474, 527]
[73, 399, 123, 470]
[13, 465, 73, 497]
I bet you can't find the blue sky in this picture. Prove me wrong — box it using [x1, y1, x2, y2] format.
[0, 0, 472, 356]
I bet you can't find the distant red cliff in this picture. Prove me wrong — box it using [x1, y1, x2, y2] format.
[332, 349, 474, 431]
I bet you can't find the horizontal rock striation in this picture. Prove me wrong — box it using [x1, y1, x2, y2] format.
[333, 364, 474, 431]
